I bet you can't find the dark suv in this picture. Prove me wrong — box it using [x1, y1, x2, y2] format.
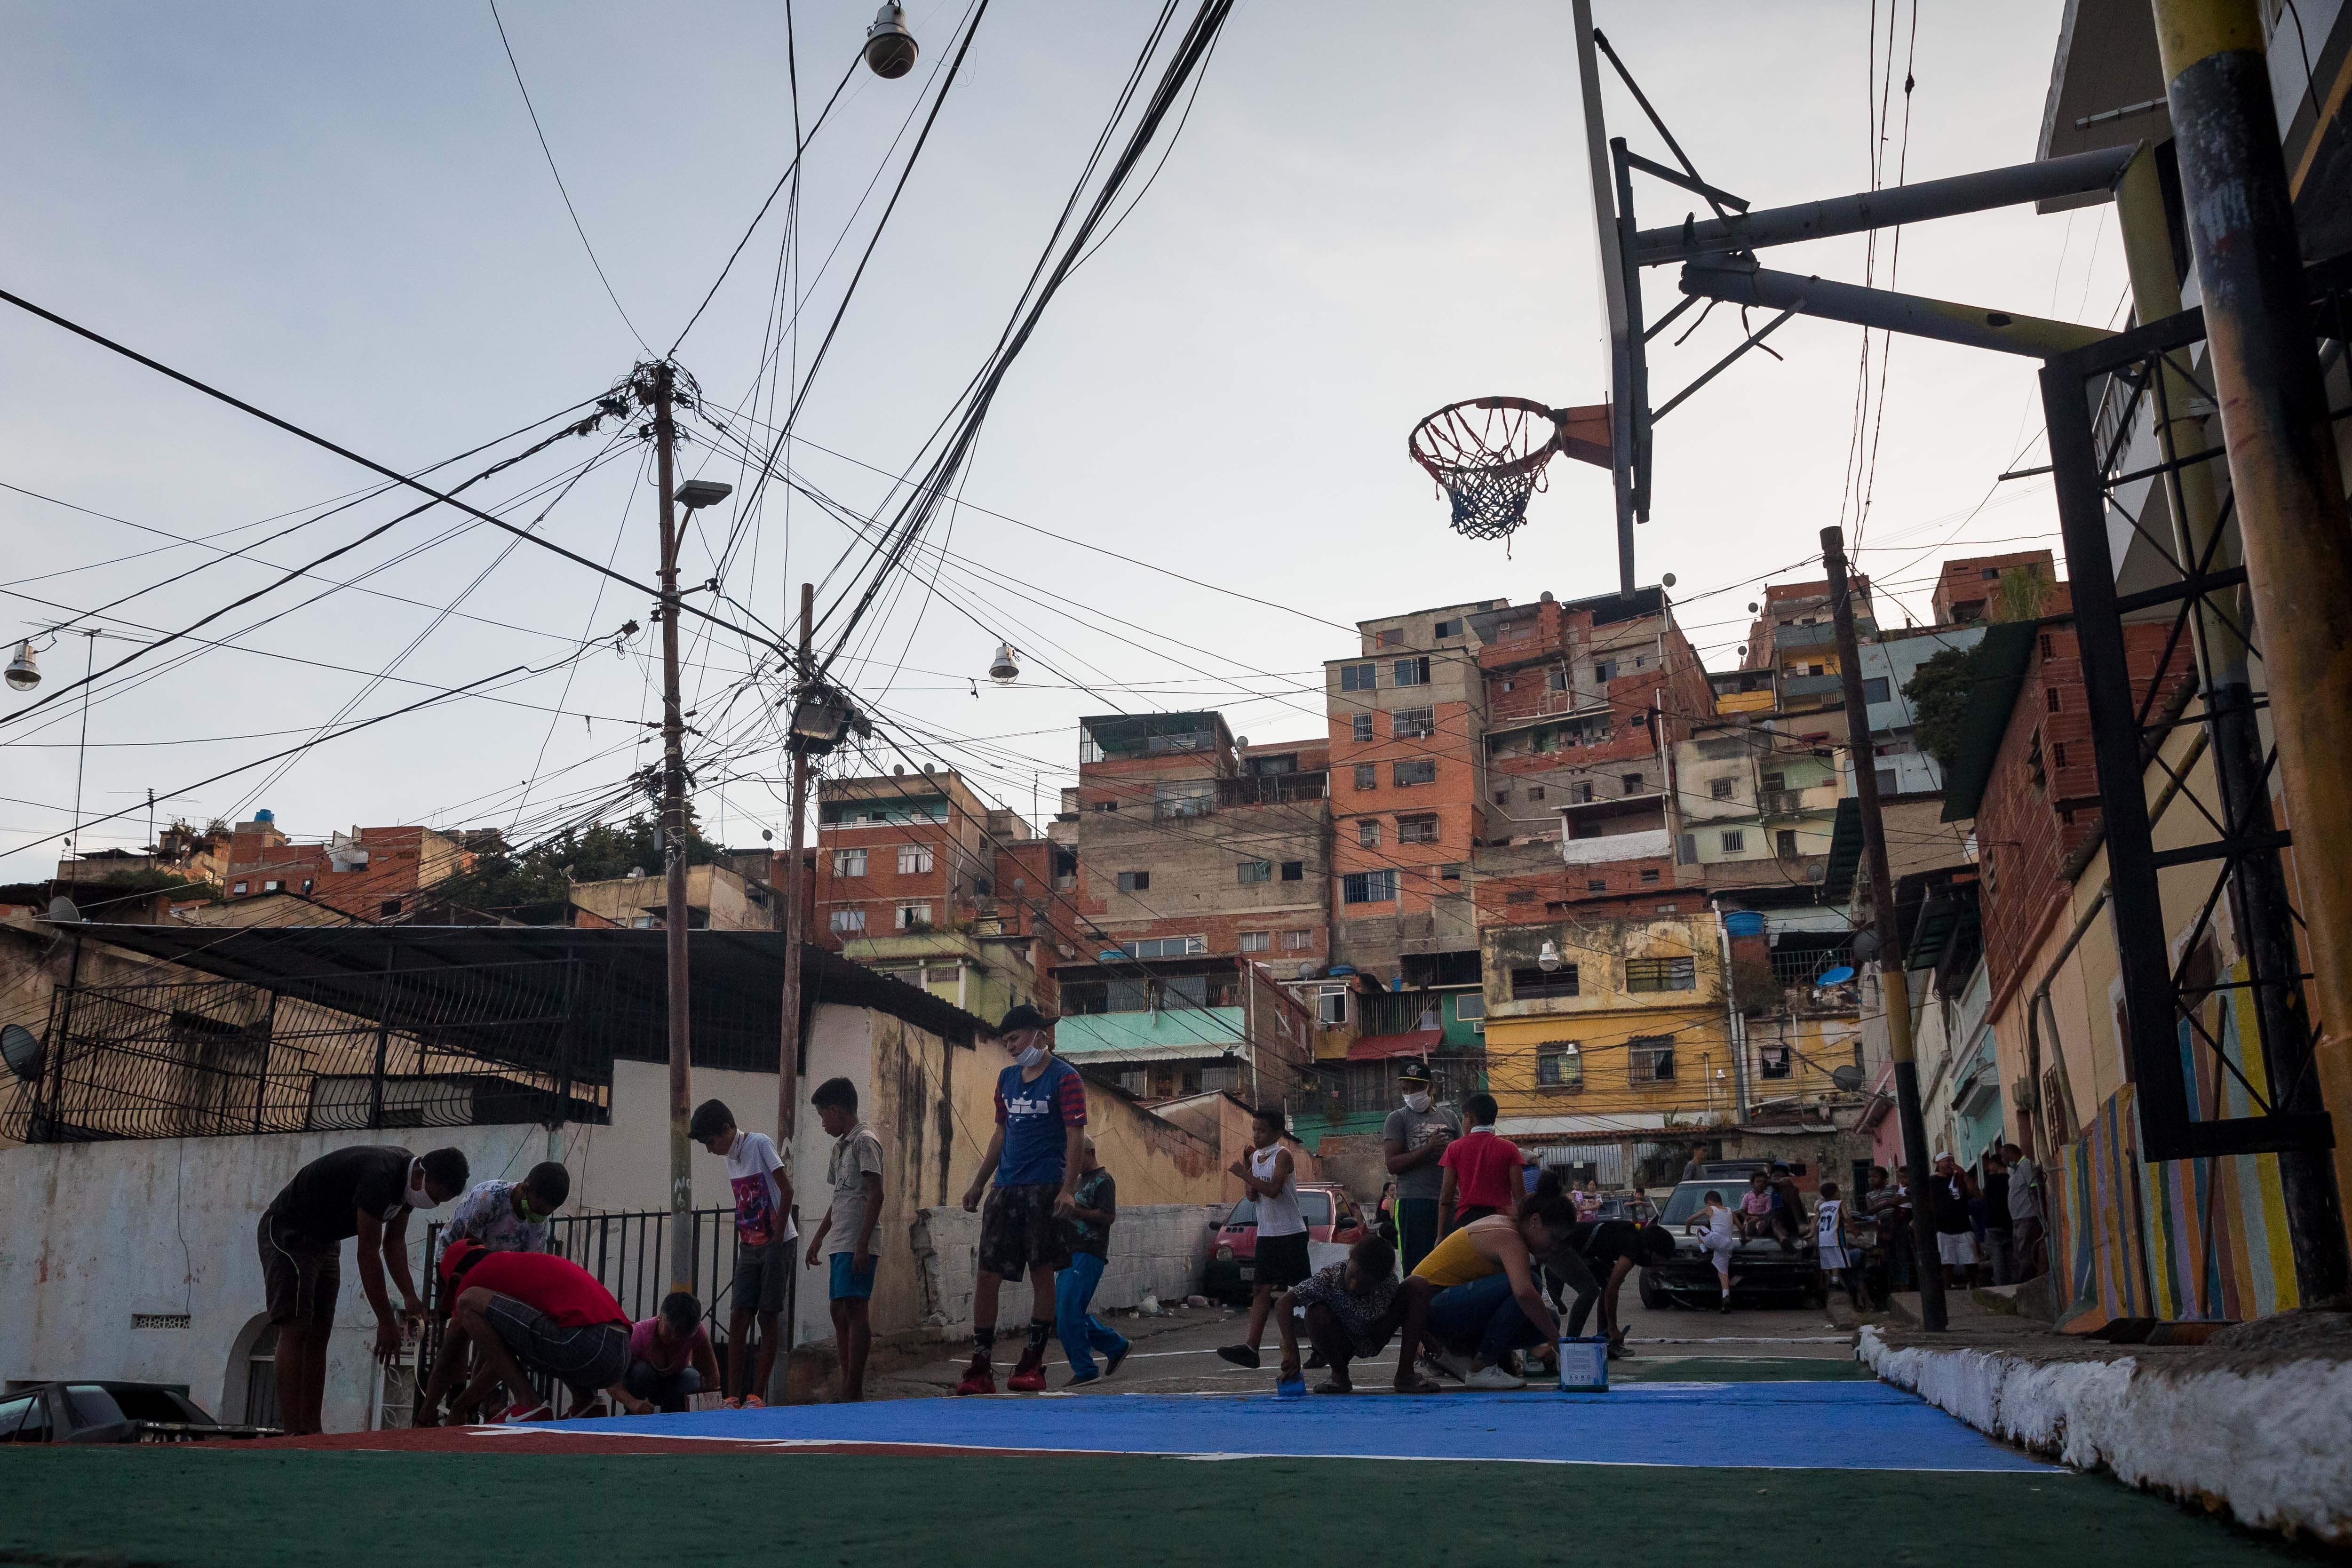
[1639, 1179, 1836, 1308]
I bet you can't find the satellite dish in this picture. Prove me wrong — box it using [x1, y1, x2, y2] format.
[1851, 930, 1881, 963]
[0, 1023, 41, 1082]
[46, 895, 80, 923]
[1817, 965, 1856, 987]
[1831, 1064, 1866, 1093]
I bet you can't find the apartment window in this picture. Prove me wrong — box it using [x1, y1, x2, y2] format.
[263, 880, 283, 893]
[1507, 890, 1536, 904]
[1352, 713, 1375, 742]
[1639, 868, 1661, 883]
[380, 898, 401, 917]
[1393, 706, 1436, 739]
[1527, 786, 1546, 803]
[1378, 628, 1405, 647]
[1393, 759, 1437, 787]
[897, 844, 933, 875]
[1237, 859, 1272, 884]
[1629, 1036, 1677, 1083]
[895, 902, 932, 931]
[2047, 687, 2062, 712]
[1862, 677, 1891, 704]
[830, 908, 866, 934]
[1537, 1044, 1584, 1089]
[1759, 1044, 1793, 1080]
[1709, 777, 1734, 800]
[1588, 878, 1607, 892]
[1116, 870, 1150, 892]
[1678, 833, 1697, 863]
[1438, 862, 1463, 881]
[1720, 829, 1747, 852]
[1283, 929, 1314, 950]
[1318, 987, 1349, 1025]
[1622, 773, 1644, 795]
[1594, 659, 1618, 683]
[1511, 964, 1580, 999]
[2040, 633, 2056, 660]
[1357, 819, 1381, 847]
[1433, 617, 1463, 639]
[1778, 828, 1801, 859]
[1340, 662, 1377, 691]
[1342, 870, 1398, 904]
[1090, 799, 1119, 812]
[2052, 741, 2069, 770]
[1397, 815, 1439, 844]
[1280, 860, 1304, 881]
[1626, 955, 1697, 993]
[1240, 931, 1271, 953]
[1455, 992, 1485, 1019]
[1876, 767, 1899, 796]
[1983, 566, 2002, 581]
[1547, 666, 1570, 691]
[1570, 781, 1594, 804]
[1354, 763, 1378, 790]
[1129, 935, 1206, 959]
[630, 915, 655, 930]
[832, 849, 866, 877]
[1393, 656, 1431, 686]
[1494, 788, 1510, 805]
[1762, 772, 1786, 792]
[233, 881, 248, 894]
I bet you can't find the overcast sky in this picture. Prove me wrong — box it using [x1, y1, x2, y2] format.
[0, 0, 2124, 876]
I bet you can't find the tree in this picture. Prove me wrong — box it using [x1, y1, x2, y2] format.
[1989, 564, 2054, 623]
[1905, 644, 1985, 772]
[436, 809, 723, 923]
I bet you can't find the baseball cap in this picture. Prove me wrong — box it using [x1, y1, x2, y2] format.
[997, 1003, 1052, 1035]
[1397, 1061, 1432, 1083]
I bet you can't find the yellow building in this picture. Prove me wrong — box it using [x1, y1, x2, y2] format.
[1481, 914, 1734, 1141]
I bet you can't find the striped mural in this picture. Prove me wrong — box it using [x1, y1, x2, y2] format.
[2049, 958, 2301, 1332]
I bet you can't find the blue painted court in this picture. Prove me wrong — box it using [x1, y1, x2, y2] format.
[555, 1382, 2050, 1472]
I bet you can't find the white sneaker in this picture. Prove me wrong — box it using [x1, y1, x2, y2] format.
[1465, 1363, 1528, 1391]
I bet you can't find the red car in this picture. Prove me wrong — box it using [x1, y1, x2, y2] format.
[1205, 1182, 1366, 1302]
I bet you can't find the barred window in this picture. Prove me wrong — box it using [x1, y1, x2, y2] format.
[1625, 956, 1696, 993]
[1393, 759, 1437, 787]
[1342, 870, 1397, 904]
[1393, 706, 1436, 739]
[1396, 815, 1439, 844]
[1511, 965, 1580, 999]
[1629, 1036, 1677, 1083]
[1537, 1044, 1583, 1089]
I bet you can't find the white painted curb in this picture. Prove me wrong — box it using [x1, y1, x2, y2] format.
[1858, 1325, 2352, 1544]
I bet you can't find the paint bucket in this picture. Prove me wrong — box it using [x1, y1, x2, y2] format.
[1557, 1337, 1609, 1393]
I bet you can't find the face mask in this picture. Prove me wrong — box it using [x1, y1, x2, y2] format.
[1017, 1043, 1048, 1069]
[1403, 1092, 1431, 1114]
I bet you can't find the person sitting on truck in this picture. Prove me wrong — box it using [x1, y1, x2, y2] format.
[1686, 1190, 1739, 1313]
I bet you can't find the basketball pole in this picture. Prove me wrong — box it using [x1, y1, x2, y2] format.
[1823, 524, 1946, 1331]
[645, 359, 696, 1299]
[1572, 0, 1638, 598]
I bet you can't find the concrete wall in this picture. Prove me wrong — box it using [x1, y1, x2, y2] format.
[910, 1203, 1215, 1334]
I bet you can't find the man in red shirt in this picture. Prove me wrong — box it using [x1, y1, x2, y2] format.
[417, 1240, 655, 1424]
[1438, 1093, 1525, 1233]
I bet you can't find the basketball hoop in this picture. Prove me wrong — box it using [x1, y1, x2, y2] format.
[1407, 397, 1565, 542]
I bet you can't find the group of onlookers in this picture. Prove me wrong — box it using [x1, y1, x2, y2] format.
[1862, 1141, 2047, 1294]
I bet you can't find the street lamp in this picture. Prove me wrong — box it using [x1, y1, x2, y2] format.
[864, 3, 918, 79]
[988, 641, 1020, 684]
[1537, 939, 1563, 972]
[675, 479, 733, 510]
[5, 639, 38, 692]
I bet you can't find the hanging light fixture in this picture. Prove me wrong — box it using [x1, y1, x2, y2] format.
[4, 639, 38, 692]
[863, 2, 918, 78]
[988, 642, 1020, 685]
[1537, 939, 1563, 972]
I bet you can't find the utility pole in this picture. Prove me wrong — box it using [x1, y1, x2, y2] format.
[777, 584, 813, 1172]
[645, 360, 695, 1296]
[2152, 0, 2352, 1299]
[1823, 525, 1947, 1330]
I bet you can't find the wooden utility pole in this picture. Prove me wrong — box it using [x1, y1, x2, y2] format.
[777, 584, 813, 1163]
[1822, 525, 1947, 1331]
[649, 361, 695, 1295]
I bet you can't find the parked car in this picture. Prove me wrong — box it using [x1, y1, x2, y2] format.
[1637, 1180, 1826, 1309]
[0, 1382, 276, 1444]
[1204, 1183, 1366, 1302]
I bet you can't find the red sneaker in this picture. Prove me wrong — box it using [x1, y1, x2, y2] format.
[1007, 1351, 1048, 1393]
[954, 1354, 995, 1397]
[495, 1399, 553, 1425]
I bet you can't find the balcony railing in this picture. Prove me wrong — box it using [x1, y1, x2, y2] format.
[1216, 772, 1328, 807]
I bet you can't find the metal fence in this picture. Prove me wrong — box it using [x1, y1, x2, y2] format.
[1, 961, 608, 1142]
[418, 1206, 790, 1402]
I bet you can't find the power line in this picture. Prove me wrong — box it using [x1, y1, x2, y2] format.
[485, 0, 650, 352]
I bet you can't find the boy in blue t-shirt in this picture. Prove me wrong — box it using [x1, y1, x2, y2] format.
[956, 1004, 1087, 1395]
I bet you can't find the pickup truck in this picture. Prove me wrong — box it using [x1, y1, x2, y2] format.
[1638, 1179, 1855, 1309]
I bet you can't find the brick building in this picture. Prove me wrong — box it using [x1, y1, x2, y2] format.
[811, 769, 1050, 1023]
[220, 814, 470, 922]
[1930, 549, 2072, 627]
[1050, 713, 1328, 1101]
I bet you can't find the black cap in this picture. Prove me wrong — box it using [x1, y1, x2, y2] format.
[997, 1003, 1052, 1035]
[1397, 1060, 1432, 1083]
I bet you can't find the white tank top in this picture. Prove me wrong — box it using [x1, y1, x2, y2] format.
[1251, 1144, 1305, 1238]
